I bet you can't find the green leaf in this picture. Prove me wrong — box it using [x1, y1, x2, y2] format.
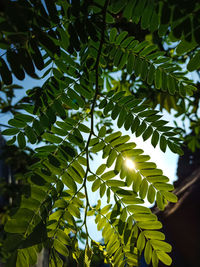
[26, 247, 37, 265]
[68, 204, 80, 218]
[87, 175, 96, 181]
[62, 173, 77, 192]
[147, 64, 155, 85]
[126, 205, 151, 214]
[133, 41, 149, 53]
[151, 240, 172, 252]
[2, 128, 19, 136]
[132, 172, 142, 192]
[151, 130, 159, 147]
[110, 28, 117, 43]
[53, 100, 66, 119]
[48, 154, 61, 168]
[115, 31, 128, 45]
[131, 116, 140, 133]
[67, 166, 83, 184]
[43, 133, 62, 144]
[114, 48, 123, 67]
[99, 98, 107, 109]
[155, 68, 162, 89]
[24, 126, 37, 144]
[8, 119, 26, 128]
[167, 75, 176, 95]
[135, 121, 147, 137]
[105, 131, 122, 143]
[17, 132, 26, 149]
[100, 183, 106, 197]
[142, 126, 153, 141]
[111, 104, 121, 120]
[97, 217, 106, 231]
[101, 204, 112, 215]
[140, 44, 157, 57]
[147, 175, 169, 183]
[156, 251, 172, 266]
[51, 126, 68, 136]
[56, 229, 71, 245]
[72, 160, 85, 178]
[96, 164, 106, 175]
[16, 250, 28, 267]
[127, 53, 135, 74]
[111, 135, 130, 147]
[123, 0, 137, 19]
[98, 126, 107, 137]
[185, 84, 196, 96]
[90, 141, 105, 153]
[106, 149, 117, 167]
[147, 184, 156, 204]
[78, 124, 90, 133]
[115, 154, 123, 173]
[139, 178, 148, 199]
[0, 58, 12, 85]
[141, 60, 148, 81]
[137, 232, 145, 253]
[154, 182, 174, 191]
[137, 221, 162, 229]
[124, 113, 134, 130]
[143, 230, 165, 240]
[68, 89, 85, 108]
[140, 168, 163, 177]
[133, 213, 157, 222]
[15, 113, 34, 123]
[152, 250, 159, 267]
[33, 119, 44, 135]
[156, 191, 164, 210]
[187, 51, 200, 71]
[106, 180, 125, 187]
[118, 53, 128, 69]
[101, 170, 117, 180]
[162, 191, 177, 203]
[54, 239, 69, 257]
[5, 219, 28, 233]
[144, 240, 152, 265]
[121, 197, 144, 205]
[92, 179, 101, 192]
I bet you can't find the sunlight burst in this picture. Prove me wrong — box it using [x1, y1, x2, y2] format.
[125, 158, 135, 170]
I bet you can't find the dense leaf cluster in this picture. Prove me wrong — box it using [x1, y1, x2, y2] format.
[0, 0, 199, 266]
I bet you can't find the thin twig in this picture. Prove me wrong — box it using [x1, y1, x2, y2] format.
[82, 0, 110, 245]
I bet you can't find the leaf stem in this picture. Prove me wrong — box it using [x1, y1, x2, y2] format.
[82, 0, 109, 247]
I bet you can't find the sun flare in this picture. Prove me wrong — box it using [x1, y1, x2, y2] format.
[125, 158, 135, 170]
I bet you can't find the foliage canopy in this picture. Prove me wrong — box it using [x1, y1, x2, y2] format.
[0, 0, 200, 266]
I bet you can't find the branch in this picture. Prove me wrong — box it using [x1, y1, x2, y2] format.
[82, 0, 110, 244]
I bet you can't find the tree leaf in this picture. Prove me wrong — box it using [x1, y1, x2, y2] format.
[96, 164, 107, 175]
[144, 240, 152, 265]
[156, 251, 172, 266]
[106, 149, 117, 167]
[101, 170, 117, 180]
[187, 50, 200, 71]
[24, 126, 37, 144]
[151, 240, 172, 252]
[42, 133, 62, 144]
[53, 239, 69, 257]
[17, 132, 26, 149]
[137, 221, 162, 229]
[62, 173, 77, 192]
[2, 128, 19, 136]
[92, 179, 101, 192]
[4, 219, 28, 233]
[147, 184, 156, 204]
